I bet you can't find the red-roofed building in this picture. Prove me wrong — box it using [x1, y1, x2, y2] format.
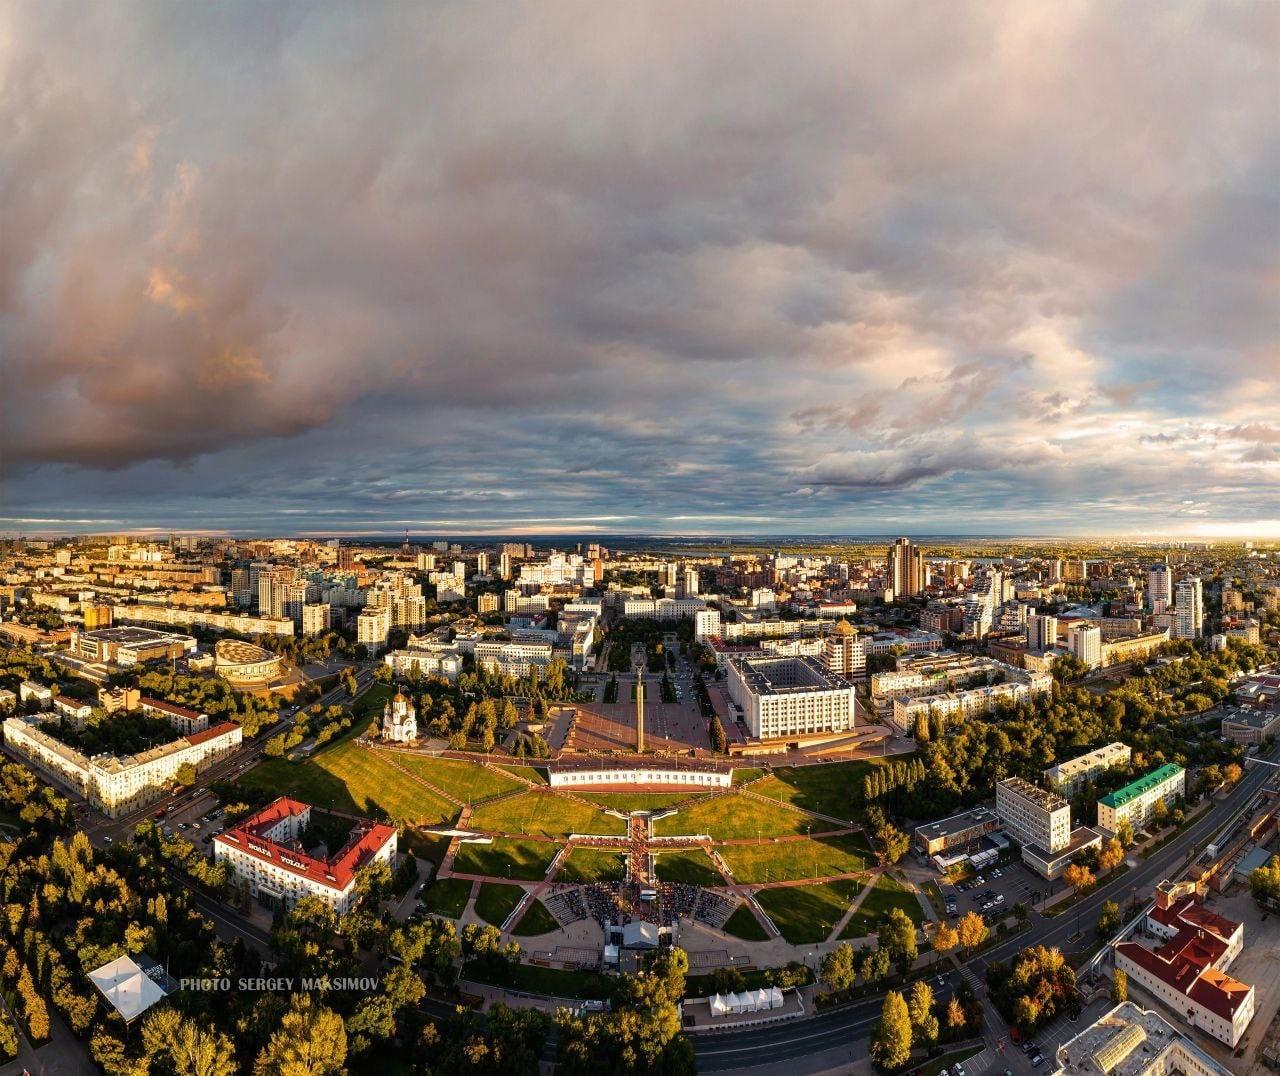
[139, 696, 209, 735]
[213, 797, 398, 917]
[1113, 894, 1254, 1046]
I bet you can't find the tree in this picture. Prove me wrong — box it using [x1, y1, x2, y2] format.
[877, 907, 918, 973]
[1224, 763, 1243, 786]
[932, 922, 958, 962]
[1097, 900, 1121, 939]
[1249, 858, 1280, 910]
[870, 991, 912, 1071]
[253, 993, 348, 1076]
[956, 911, 988, 953]
[174, 762, 198, 787]
[945, 995, 966, 1033]
[875, 823, 911, 865]
[908, 980, 938, 1047]
[1062, 863, 1096, 898]
[1116, 817, 1134, 847]
[1151, 799, 1169, 828]
[1098, 837, 1124, 874]
[709, 715, 727, 754]
[820, 943, 856, 992]
[1111, 968, 1127, 1004]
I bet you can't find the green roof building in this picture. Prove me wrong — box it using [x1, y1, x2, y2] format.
[1097, 763, 1185, 834]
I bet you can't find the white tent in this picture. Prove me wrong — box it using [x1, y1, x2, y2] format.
[710, 993, 732, 1017]
[767, 986, 784, 1009]
[89, 955, 167, 1022]
[750, 988, 771, 1011]
[728, 992, 748, 1014]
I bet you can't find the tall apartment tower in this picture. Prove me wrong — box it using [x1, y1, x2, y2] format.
[886, 537, 924, 598]
[1148, 565, 1173, 614]
[498, 552, 512, 580]
[475, 552, 490, 575]
[682, 567, 700, 596]
[1175, 577, 1204, 640]
[1026, 614, 1059, 652]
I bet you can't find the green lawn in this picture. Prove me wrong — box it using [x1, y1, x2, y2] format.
[467, 791, 625, 838]
[419, 877, 472, 918]
[474, 882, 526, 927]
[731, 768, 765, 785]
[387, 755, 524, 803]
[495, 765, 548, 785]
[719, 833, 873, 884]
[756, 879, 862, 945]
[721, 903, 769, 941]
[839, 873, 923, 939]
[653, 849, 723, 886]
[512, 899, 560, 937]
[556, 846, 628, 884]
[461, 960, 614, 1000]
[749, 758, 905, 820]
[653, 794, 813, 839]
[236, 736, 458, 826]
[451, 837, 561, 881]
[573, 793, 701, 812]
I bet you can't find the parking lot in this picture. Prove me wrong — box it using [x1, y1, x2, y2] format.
[937, 858, 1061, 921]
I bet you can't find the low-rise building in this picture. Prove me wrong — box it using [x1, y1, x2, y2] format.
[3, 716, 242, 817]
[1112, 888, 1254, 1048]
[213, 797, 397, 917]
[1052, 1001, 1232, 1076]
[913, 806, 1002, 857]
[1220, 708, 1280, 746]
[19, 681, 53, 708]
[382, 649, 463, 681]
[474, 639, 553, 678]
[53, 696, 94, 725]
[1097, 764, 1185, 835]
[1044, 743, 1132, 797]
[139, 697, 209, 735]
[71, 625, 198, 666]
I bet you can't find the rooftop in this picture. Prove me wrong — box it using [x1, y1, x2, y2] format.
[1098, 764, 1184, 809]
[214, 796, 396, 894]
[1054, 1002, 1230, 1076]
[998, 777, 1068, 813]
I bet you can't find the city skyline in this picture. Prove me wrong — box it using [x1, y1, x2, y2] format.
[2, 3, 1278, 537]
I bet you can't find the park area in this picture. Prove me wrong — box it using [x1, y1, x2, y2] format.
[653, 793, 816, 839]
[756, 878, 863, 944]
[451, 836, 562, 881]
[718, 832, 873, 884]
[467, 791, 626, 839]
[839, 872, 924, 939]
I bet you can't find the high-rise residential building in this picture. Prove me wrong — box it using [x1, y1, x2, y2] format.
[1068, 622, 1102, 669]
[1026, 613, 1058, 652]
[1175, 577, 1203, 640]
[475, 552, 489, 574]
[301, 603, 330, 636]
[416, 552, 436, 571]
[259, 568, 306, 625]
[886, 537, 924, 598]
[821, 620, 865, 679]
[476, 592, 499, 614]
[337, 545, 355, 571]
[357, 607, 392, 651]
[660, 562, 678, 588]
[682, 566, 699, 596]
[1148, 564, 1173, 613]
[498, 552, 512, 579]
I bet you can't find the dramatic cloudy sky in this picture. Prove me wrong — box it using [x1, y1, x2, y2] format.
[2, 2, 1278, 537]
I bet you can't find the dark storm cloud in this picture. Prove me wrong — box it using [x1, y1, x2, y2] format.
[1, 1, 1278, 534]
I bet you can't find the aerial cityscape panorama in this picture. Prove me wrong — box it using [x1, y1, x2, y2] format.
[2, 3, 1279, 1076]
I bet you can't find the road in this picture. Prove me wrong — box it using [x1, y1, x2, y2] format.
[695, 742, 1280, 1072]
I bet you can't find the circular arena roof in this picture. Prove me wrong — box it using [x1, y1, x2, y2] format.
[214, 639, 277, 666]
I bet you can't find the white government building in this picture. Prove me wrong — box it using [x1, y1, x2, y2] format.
[725, 655, 856, 741]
